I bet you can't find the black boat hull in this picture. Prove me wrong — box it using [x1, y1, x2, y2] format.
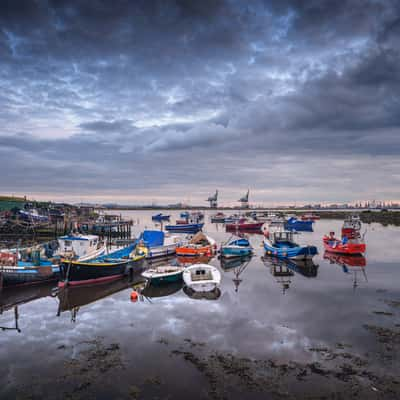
[59, 257, 145, 287]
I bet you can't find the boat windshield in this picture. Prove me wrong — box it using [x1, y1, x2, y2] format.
[272, 231, 294, 243]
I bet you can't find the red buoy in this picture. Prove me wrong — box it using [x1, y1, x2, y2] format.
[130, 291, 138, 302]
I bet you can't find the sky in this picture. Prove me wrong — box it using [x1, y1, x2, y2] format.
[0, 0, 399, 206]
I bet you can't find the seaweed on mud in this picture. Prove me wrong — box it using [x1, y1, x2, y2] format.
[168, 338, 400, 400]
[384, 300, 400, 309]
[16, 338, 125, 400]
[372, 311, 394, 316]
[363, 324, 400, 345]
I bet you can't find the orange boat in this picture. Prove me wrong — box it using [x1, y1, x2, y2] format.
[175, 232, 216, 257]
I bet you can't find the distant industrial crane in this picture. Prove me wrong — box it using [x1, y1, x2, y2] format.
[238, 189, 250, 208]
[207, 190, 218, 208]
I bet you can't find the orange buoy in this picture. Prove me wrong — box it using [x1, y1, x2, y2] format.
[130, 291, 138, 302]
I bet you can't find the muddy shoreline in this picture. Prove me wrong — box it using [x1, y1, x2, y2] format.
[12, 314, 400, 399]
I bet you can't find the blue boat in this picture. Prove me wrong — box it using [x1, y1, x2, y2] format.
[152, 213, 170, 222]
[19, 209, 49, 222]
[165, 223, 204, 233]
[221, 238, 253, 258]
[0, 248, 60, 289]
[136, 230, 186, 258]
[180, 211, 190, 219]
[224, 215, 240, 224]
[264, 230, 317, 259]
[284, 217, 314, 232]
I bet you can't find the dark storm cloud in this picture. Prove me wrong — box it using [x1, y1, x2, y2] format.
[1, 0, 400, 203]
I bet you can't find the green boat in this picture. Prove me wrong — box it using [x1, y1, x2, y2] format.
[141, 265, 184, 285]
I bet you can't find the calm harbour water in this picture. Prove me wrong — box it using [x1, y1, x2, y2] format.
[1, 210, 400, 399]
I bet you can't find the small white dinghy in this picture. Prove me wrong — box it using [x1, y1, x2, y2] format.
[183, 264, 221, 292]
[142, 265, 185, 284]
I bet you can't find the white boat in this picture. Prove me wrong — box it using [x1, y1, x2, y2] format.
[136, 230, 187, 259]
[55, 234, 107, 261]
[142, 265, 185, 284]
[183, 264, 221, 292]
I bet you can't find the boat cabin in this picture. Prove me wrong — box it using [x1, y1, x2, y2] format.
[57, 234, 100, 259]
[271, 231, 296, 247]
[191, 268, 213, 281]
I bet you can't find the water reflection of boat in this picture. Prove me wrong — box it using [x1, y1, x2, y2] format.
[262, 255, 318, 278]
[141, 281, 183, 298]
[323, 251, 366, 267]
[0, 282, 54, 332]
[176, 255, 212, 266]
[220, 255, 252, 292]
[147, 255, 177, 267]
[220, 255, 252, 270]
[183, 286, 221, 300]
[323, 251, 367, 290]
[262, 256, 294, 294]
[57, 273, 145, 321]
[285, 258, 319, 277]
[0, 282, 54, 312]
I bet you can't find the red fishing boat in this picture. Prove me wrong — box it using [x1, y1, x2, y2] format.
[301, 213, 320, 221]
[323, 232, 366, 254]
[324, 215, 366, 255]
[225, 218, 264, 233]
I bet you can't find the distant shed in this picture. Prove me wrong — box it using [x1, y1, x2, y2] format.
[0, 199, 27, 211]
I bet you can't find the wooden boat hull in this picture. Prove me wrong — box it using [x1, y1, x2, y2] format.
[58, 257, 145, 287]
[176, 245, 212, 257]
